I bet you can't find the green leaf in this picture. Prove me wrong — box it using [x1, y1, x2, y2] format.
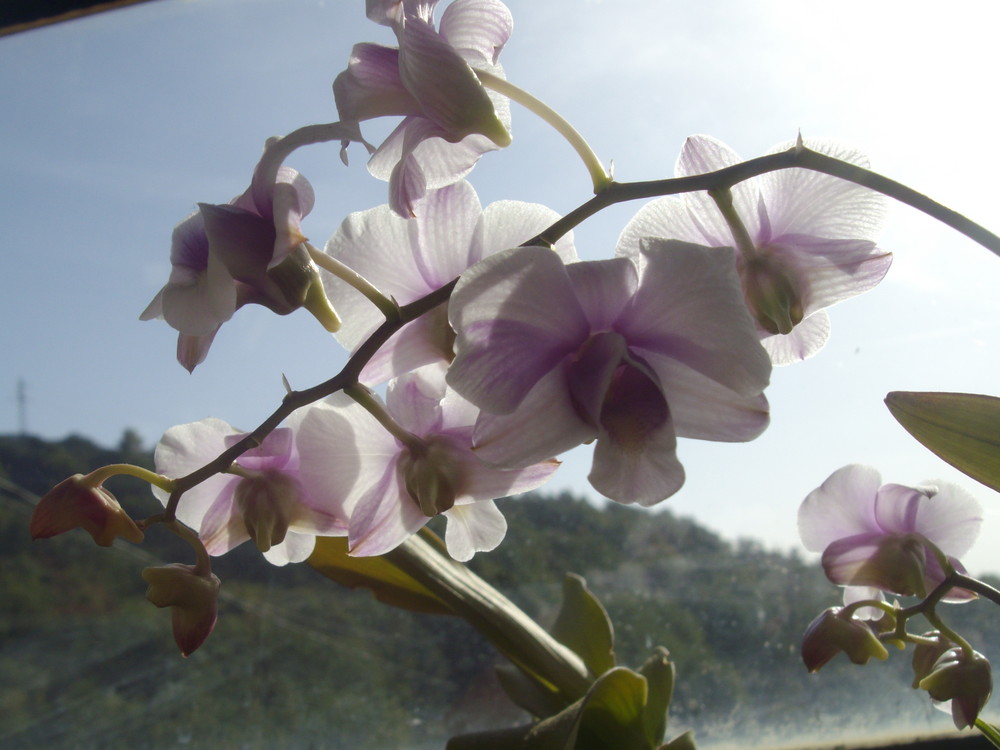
[576, 667, 650, 750]
[638, 647, 675, 746]
[885, 391, 1000, 492]
[551, 574, 616, 677]
[307, 536, 453, 615]
[658, 730, 697, 750]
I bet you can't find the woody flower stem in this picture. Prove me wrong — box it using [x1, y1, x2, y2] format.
[158, 151, 1000, 520]
[386, 533, 593, 699]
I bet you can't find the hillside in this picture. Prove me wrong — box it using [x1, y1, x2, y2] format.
[2, 432, 998, 749]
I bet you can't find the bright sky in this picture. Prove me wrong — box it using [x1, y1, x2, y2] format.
[3, 0, 1000, 573]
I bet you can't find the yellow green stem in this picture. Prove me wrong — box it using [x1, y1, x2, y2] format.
[87, 463, 176, 493]
[307, 243, 401, 324]
[475, 69, 611, 193]
[345, 384, 424, 452]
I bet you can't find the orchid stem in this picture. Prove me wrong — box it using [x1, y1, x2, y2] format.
[306, 243, 401, 323]
[345, 384, 425, 453]
[475, 69, 611, 193]
[709, 187, 758, 259]
[87, 463, 175, 493]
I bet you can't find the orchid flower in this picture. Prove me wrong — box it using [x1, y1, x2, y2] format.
[141, 158, 339, 371]
[446, 241, 771, 506]
[153, 419, 345, 565]
[323, 179, 575, 384]
[293, 363, 558, 560]
[617, 135, 891, 365]
[335, 0, 513, 216]
[798, 464, 982, 600]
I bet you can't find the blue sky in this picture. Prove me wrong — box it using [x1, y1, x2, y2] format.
[4, 0, 1000, 572]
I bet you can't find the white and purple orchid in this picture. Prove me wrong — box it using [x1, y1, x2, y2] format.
[153, 419, 345, 565]
[617, 135, 891, 365]
[294, 363, 558, 560]
[445, 241, 771, 506]
[798, 464, 983, 601]
[335, 0, 513, 216]
[323, 179, 575, 384]
[142, 154, 341, 371]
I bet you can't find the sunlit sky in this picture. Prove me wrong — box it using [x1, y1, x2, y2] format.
[3, 0, 1000, 573]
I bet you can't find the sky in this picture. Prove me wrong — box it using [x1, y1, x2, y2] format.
[3, 0, 1000, 574]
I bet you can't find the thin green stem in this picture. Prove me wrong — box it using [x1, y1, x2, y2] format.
[709, 187, 758, 258]
[975, 718, 1000, 749]
[306, 243, 401, 323]
[475, 69, 611, 193]
[87, 464, 175, 493]
[345, 384, 425, 452]
[165, 519, 213, 577]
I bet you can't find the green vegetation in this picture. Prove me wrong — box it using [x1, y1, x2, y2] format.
[1, 433, 997, 749]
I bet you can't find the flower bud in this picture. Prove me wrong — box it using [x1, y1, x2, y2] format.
[142, 563, 221, 657]
[30, 474, 144, 547]
[801, 607, 889, 673]
[911, 632, 953, 689]
[919, 647, 992, 729]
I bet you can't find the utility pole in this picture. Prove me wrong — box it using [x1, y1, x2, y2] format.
[17, 378, 27, 435]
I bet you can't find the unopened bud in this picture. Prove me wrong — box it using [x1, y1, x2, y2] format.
[801, 607, 889, 673]
[143, 563, 221, 657]
[919, 647, 992, 729]
[30, 474, 143, 547]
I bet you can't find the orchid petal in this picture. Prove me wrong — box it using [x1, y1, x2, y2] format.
[589, 412, 684, 506]
[263, 531, 319, 566]
[614, 195, 714, 272]
[760, 139, 887, 243]
[768, 236, 892, 314]
[878, 482, 983, 557]
[565, 257, 637, 332]
[675, 135, 762, 241]
[439, 0, 513, 66]
[635, 347, 770, 441]
[760, 311, 830, 366]
[472, 366, 595, 468]
[621, 240, 770, 398]
[448, 246, 589, 413]
[333, 43, 420, 121]
[349, 461, 429, 557]
[798, 464, 883, 552]
[444, 500, 507, 561]
[396, 15, 507, 145]
[478, 199, 577, 263]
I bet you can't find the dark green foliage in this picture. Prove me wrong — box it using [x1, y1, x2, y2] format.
[2, 432, 998, 749]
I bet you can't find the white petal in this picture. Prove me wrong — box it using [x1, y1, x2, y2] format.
[761, 311, 831, 366]
[444, 500, 508, 561]
[472, 366, 595, 467]
[798, 464, 883, 552]
[447, 246, 589, 413]
[760, 139, 888, 243]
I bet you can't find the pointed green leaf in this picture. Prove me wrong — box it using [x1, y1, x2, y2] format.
[658, 730, 697, 750]
[576, 667, 650, 750]
[307, 536, 453, 615]
[885, 391, 1000, 492]
[551, 574, 616, 677]
[639, 647, 675, 746]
